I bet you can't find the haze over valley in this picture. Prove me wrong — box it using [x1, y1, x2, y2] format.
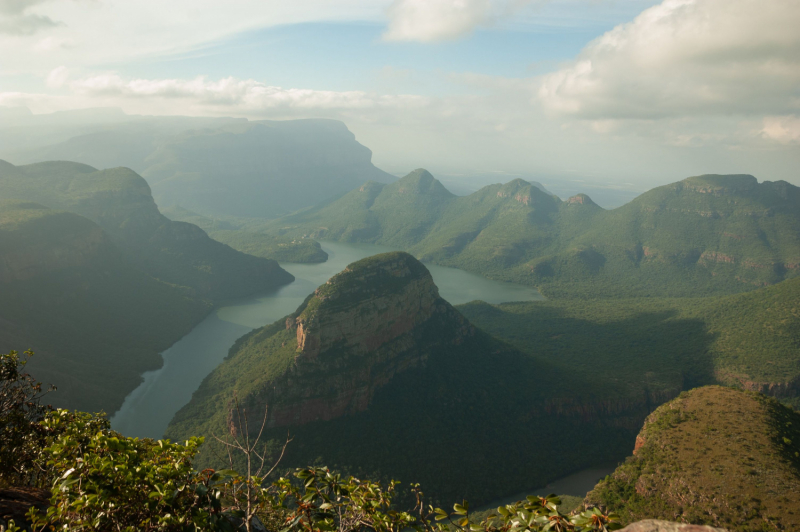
[1, 1, 799, 531]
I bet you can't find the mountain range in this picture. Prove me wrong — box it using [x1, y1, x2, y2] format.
[265, 169, 800, 298]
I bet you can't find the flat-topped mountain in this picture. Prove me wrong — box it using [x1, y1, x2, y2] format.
[585, 386, 800, 531]
[0, 201, 209, 412]
[166, 252, 666, 505]
[267, 170, 800, 298]
[3, 117, 396, 219]
[0, 160, 293, 301]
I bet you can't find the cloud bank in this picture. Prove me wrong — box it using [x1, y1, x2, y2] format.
[539, 0, 800, 120]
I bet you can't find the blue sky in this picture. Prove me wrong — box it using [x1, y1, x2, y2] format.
[0, 0, 798, 191]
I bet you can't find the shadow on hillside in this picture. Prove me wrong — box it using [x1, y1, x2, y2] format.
[458, 300, 718, 396]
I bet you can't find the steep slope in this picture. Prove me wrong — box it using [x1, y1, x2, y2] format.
[268, 171, 800, 298]
[0, 201, 209, 412]
[459, 276, 800, 406]
[273, 169, 456, 246]
[585, 386, 800, 531]
[166, 253, 665, 505]
[0, 160, 293, 301]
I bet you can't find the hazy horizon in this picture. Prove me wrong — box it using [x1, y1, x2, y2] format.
[2, 0, 798, 194]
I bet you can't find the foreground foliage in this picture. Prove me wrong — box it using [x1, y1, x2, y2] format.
[1, 350, 620, 532]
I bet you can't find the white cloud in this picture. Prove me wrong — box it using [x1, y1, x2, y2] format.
[761, 115, 800, 144]
[34, 34, 75, 50]
[0, 1, 390, 75]
[0, 0, 47, 15]
[539, 0, 800, 119]
[382, 0, 539, 42]
[383, 0, 493, 42]
[0, 12, 58, 34]
[45, 64, 68, 86]
[48, 73, 431, 114]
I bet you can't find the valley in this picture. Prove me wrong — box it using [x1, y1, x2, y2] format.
[3, 4, 799, 530]
[111, 241, 544, 439]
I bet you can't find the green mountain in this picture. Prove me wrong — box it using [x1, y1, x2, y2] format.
[585, 386, 800, 531]
[3, 116, 396, 219]
[0, 160, 293, 301]
[165, 252, 647, 505]
[459, 275, 800, 407]
[161, 205, 327, 264]
[0, 201, 209, 413]
[267, 170, 800, 298]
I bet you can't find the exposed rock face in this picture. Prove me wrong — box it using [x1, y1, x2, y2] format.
[233, 252, 474, 432]
[620, 521, 728, 532]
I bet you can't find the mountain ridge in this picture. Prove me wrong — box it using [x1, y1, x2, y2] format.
[265, 170, 800, 298]
[0, 159, 294, 301]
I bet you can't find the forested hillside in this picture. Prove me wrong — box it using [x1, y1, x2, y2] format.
[166, 253, 664, 505]
[0, 201, 209, 412]
[266, 170, 800, 298]
[460, 276, 800, 407]
[0, 160, 293, 301]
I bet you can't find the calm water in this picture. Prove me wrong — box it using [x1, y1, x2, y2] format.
[110, 242, 544, 439]
[478, 463, 620, 510]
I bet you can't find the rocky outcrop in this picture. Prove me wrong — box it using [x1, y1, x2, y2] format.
[232, 252, 475, 432]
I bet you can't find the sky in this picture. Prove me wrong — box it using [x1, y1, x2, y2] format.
[1, 0, 799, 193]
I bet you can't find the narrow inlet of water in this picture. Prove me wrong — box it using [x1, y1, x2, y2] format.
[111, 242, 544, 439]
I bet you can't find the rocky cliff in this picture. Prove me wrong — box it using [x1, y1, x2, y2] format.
[229, 252, 475, 431]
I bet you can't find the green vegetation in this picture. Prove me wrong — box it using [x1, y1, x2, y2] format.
[0, 349, 625, 532]
[0, 159, 294, 302]
[458, 276, 800, 407]
[166, 253, 638, 507]
[162, 206, 327, 263]
[265, 170, 800, 298]
[585, 386, 800, 531]
[0, 202, 210, 413]
[0, 159, 298, 413]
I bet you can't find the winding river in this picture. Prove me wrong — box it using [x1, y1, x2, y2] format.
[110, 242, 544, 439]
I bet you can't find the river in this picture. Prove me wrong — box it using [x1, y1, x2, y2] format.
[110, 242, 544, 439]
